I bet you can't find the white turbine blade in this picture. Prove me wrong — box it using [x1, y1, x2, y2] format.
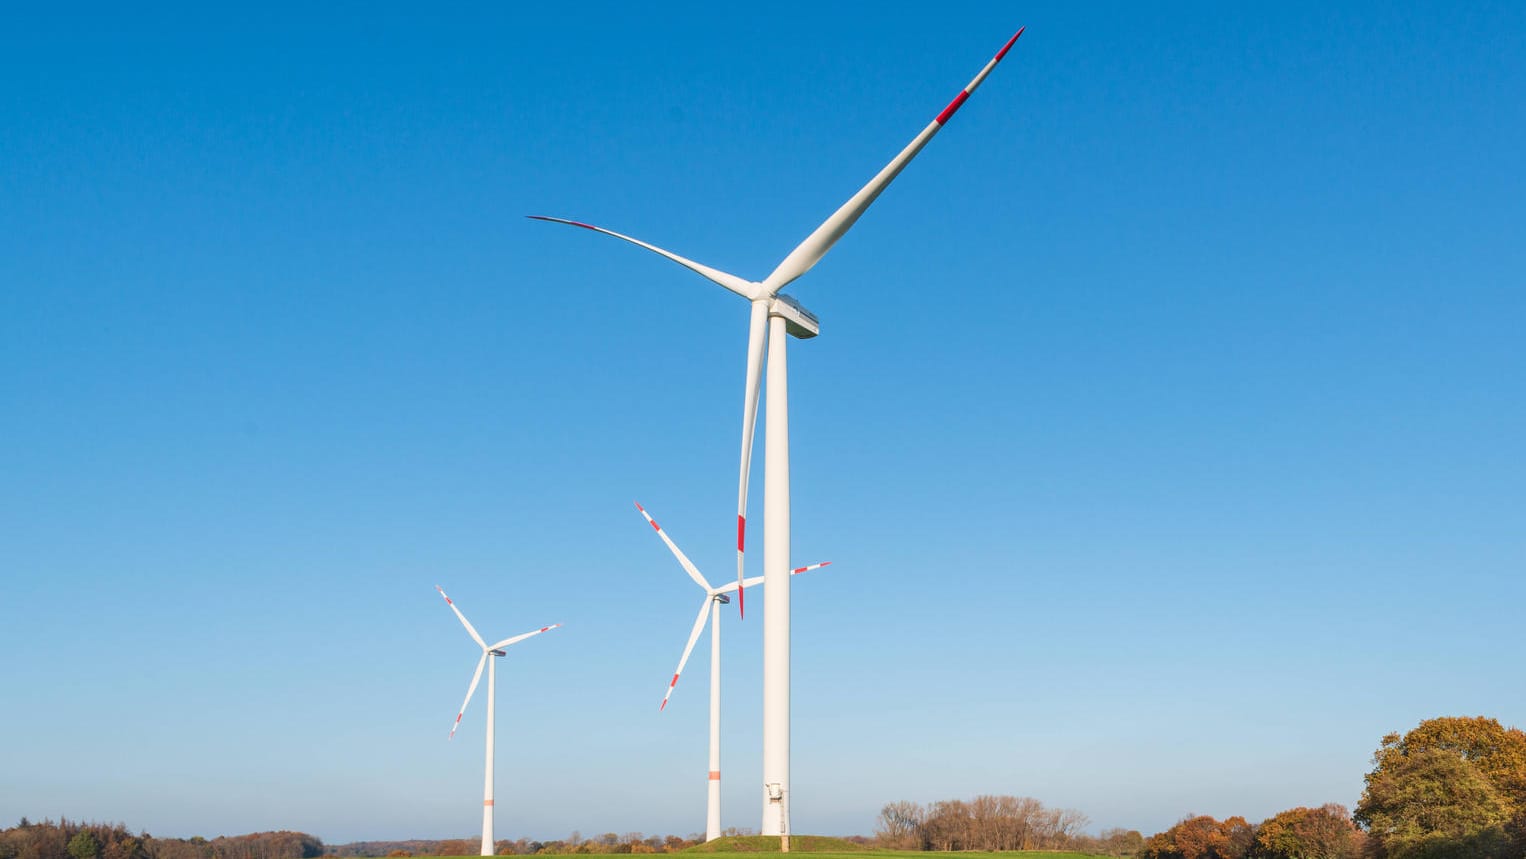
[450, 651, 489, 739]
[634, 502, 712, 592]
[527, 216, 761, 300]
[660, 597, 713, 711]
[717, 574, 766, 595]
[716, 563, 826, 597]
[760, 27, 1026, 294]
[489, 623, 562, 651]
[734, 301, 768, 619]
[436, 585, 488, 651]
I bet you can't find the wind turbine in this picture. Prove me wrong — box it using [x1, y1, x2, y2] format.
[532, 27, 1025, 840]
[635, 501, 829, 842]
[436, 585, 560, 856]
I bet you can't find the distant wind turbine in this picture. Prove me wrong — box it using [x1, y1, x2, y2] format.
[436, 585, 560, 856]
[635, 501, 828, 841]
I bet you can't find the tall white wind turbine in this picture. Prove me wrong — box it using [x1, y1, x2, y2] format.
[635, 501, 829, 841]
[532, 28, 1025, 841]
[436, 586, 560, 856]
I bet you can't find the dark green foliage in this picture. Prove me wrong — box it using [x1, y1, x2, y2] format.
[66, 834, 101, 859]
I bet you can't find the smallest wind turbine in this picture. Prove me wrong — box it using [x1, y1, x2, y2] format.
[635, 502, 828, 841]
[437, 585, 560, 857]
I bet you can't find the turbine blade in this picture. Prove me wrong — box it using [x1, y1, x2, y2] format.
[661, 597, 713, 711]
[634, 502, 712, 592]
[527, 216, 760, 300]
[437, 585, 488, 651]
[450, 651, 489, 739]
[735, 301, 769, 618]
[489, 623, 562, 651]
[760, 27, 1025, 294]
[791, 561, 832, 575]
[717, 574, 766, 594]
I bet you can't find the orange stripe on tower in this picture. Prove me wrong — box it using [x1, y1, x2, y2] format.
[708, 771, 721, 781]
[483, 800, 495, 806]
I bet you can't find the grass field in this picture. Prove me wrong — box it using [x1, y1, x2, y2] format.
[679, 836, 1104, 856]
[423, 854, 1104, 859]
[419, 842, 1108, 859]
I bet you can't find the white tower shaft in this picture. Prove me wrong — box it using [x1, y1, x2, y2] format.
[707, 598, 723, 841]
[761, 314, 791, 842]
[482, 655, 496, 857]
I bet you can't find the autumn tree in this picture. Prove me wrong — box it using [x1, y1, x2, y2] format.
[1356, 746, 1512, 858]
[1356, 717, 1526, 859]
[1249, 804, 1363, 859]
[1140, 815, 1254, 859]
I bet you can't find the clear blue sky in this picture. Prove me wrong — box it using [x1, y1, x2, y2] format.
[3, 0, 1523, 845]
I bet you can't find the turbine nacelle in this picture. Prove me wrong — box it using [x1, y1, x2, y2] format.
[769, 295, 819, 339]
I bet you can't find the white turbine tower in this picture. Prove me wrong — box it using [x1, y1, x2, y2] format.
[635, 501, 829, 842]
[532, 28, 1025, 842]
[436, 585, 560, 856]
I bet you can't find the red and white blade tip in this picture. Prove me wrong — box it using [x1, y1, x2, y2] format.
[997, 27, 1026, 61]
[449, 712, 463, 739]
[934, 27, 1026, 127]
[792, 561, 832, 575]
[435, 585, 452, 604]
[660, 673, 681, 711]
[634, 501, 663, 531]
[736, 516, 747, 619]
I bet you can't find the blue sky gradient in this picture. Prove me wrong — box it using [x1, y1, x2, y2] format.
[3, 0, 1523, 844]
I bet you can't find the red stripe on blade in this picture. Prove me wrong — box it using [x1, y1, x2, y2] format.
[737, 515, 746, 551]
[995, 27, 1025, 61]
[935, 90, 970, 125]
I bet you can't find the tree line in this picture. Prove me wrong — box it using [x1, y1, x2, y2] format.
[873, 795, 1137, 854]
[0, 821, 323, 859]
[0, 826, 733, 859]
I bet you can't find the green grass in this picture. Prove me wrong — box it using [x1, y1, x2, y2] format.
[407, 849, 1106, 859]
[682, 841, 1104, 857]
[683, 835, 869, 852]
